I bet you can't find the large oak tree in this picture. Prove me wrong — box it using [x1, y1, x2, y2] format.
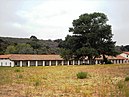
[59, 12, 118, 64]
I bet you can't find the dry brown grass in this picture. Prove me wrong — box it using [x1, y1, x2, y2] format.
[0, 64, 129, 97]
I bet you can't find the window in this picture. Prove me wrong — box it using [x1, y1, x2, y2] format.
[1, 62, 3, 66]
[127, 55, 128, 57]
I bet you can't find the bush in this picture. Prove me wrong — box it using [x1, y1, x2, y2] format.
[76, 72, 88, 79]
[14, 69, 21, 72]
[125, 77, 129, 81]
[117, 81, 124, 90]
[34, 80, 40, 86]
[14, 69, 24, 72]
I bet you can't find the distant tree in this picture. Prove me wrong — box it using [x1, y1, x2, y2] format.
[0, 38, 9, 54]
[30, 35, 38, 41]
[0, 36, 61, 55]
[49, 48, 60, 54]
[114, 46, 121, 53]
[124, 45, 129, 51]
[5, 45, 16, 54]
[60, 12, 118, 64]
[15, 43, 34, 54]
[54, 39, 63, 43]
[28, 36, 42, 54]
[60, 48, 73, 60]
[48, 39, 52, 42]
[28, 41, 41, 50]
[116, 45, 129, 52]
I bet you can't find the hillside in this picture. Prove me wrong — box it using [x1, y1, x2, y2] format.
[0, 36, 61, 54]
[0, 36, 59, 48]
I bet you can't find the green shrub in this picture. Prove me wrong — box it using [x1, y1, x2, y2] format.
[76, 72, 88, 79]
[34, 80, 40, 86]
[14, 69, 21, 72]
[14, 69, 24, 72]
[117, 81, 124, 90]
[125, 77, 129, 81]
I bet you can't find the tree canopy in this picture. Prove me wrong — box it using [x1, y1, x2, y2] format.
[59, 12, 118, 64]
[2, 36, 60, 55]
[0, 38, 9, 54]
[5, 43, 34, 54]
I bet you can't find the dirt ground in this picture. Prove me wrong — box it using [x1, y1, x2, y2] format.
[0, 64, 129, 97]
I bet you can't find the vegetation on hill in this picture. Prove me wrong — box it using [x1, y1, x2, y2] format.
[0, 36, 62, 54]
[0, 35, 127, 56]
[116, 45, 129, 52]
[0, 12, 128, 56]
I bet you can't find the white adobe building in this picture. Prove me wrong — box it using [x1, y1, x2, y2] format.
[120, 52, 129, 59]
[0, 54, 128, 67]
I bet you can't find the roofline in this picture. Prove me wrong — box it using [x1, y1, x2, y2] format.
[0, 54, 127, 61]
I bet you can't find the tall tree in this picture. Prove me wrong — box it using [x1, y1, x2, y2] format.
[60, 12, 118, 64]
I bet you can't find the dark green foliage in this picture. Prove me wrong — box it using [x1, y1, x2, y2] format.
[30, 35, 38, 41]
[54, 39, 63, 43]
[5, 45, 16, 54]
[14, 69, 24, 72]
[34, 80, 41, 86]
[125, 77, 129, 81]
[124, 45, 129, 51]
[105, 60, 113, 64]
[59, 12, 118, 64]
[102, 57, 113, 64]
[14, 69, 21, 72]
[117, 45, 129, 52]
[15, 43, 34, 54]
[117, 81, 124, 90]
[5, 43, 34, 54]
[76, 72, 88, 79]
[0, 38, 9, 54]
[0, 36, 60, 54]
[60, 48, 73, 60]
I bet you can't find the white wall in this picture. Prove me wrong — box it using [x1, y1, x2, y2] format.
[0, 59, 14, 67]
[120, 53, 129, 59]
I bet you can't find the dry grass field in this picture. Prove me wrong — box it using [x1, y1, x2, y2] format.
[0, 64, 129, 97]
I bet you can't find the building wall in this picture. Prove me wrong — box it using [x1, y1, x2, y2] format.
[0, 59, 14, 67]
[0, 58, 127, 67]
[120, 53, 129, 59]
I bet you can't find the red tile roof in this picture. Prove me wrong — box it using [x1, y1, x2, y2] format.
[0, 54, 127, 61]
[123, 52, 129, 55]
[108, 55, 127, 60]
[96, 55, 127, 60]
[0, 54, 12, 59]
[0, 54, 63, 61]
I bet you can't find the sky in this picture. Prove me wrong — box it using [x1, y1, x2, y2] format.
[0, 0, 129, 45]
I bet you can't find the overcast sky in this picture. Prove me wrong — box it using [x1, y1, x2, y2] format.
[0, 0, 129, 45]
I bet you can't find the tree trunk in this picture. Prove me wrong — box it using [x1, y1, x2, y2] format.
[102, 54, 107, 64]
[88, 56, 96, 65]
